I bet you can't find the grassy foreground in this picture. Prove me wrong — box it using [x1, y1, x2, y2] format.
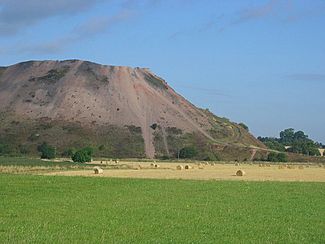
[0, 175, 324, 243]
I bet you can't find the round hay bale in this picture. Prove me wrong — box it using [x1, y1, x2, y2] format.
[198, 164, 204, 170]
[176, 165, 183, 170]
[236, 170, 246, 176]
[93, 166, 103, 174]
[278, 165, 284, 169]
[298, 165, 304, 170]
[150, 163, 155, 167]
[259, 164, 263, 167]
[154, 164, 160, 168]
[184, 164, 191, 170]
[235, 163, 240, 166]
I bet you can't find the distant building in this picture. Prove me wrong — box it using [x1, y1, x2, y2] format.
[319, 149, 325, 157]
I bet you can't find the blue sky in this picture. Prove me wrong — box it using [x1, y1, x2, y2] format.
[0, 0, 324, 143]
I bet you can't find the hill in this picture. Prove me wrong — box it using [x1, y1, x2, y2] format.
[0, 60, 266, 159]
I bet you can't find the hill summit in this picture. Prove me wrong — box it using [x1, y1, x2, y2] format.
[0, 60, 265, 159]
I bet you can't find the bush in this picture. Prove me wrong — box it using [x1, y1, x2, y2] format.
[19, 145, 30, 155]
[267, 152, 287, 162]
[277, 153, 288, 162]
[179, 146, 198, 159]
[202, 152, 220, 161]
[82, 147, 94, 157]
[0, 143, 10, 155]
[239, 122, 249, 131]
[72, 147, 93, 163]
[37, 142, 56, 159]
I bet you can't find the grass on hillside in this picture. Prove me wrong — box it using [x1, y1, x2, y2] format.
[0, 175, 324, 243]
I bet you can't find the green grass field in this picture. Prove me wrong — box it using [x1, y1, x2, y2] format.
[0, 174, 324, 243]
[0, 156, 82, 167]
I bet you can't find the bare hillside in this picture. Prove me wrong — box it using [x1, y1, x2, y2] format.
[0, 60, 265, 159]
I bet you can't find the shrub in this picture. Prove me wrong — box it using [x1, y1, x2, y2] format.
[179, 146, 198, 159]
[239, 122, 249, 131]
[277, 153, 288, 162]
[37, 142, 56, 159]
[0, 143, 10, 155]
[202, 152, 220, 161]
[82, 147, 94, 157]
[150, 123, 158, 130]
[19, 145, 30, 155]
[267, 152, 287, 162]
[72, 147, 93, 163]
[159, 155, 170, 160]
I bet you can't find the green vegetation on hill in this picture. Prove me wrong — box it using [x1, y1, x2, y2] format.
[258, 128, 321, 156]
[238, 122, 249, 131]
[153, 126, 220, 160]
[0, 175, 324, 243]
[29, 66, 70, 83]
[77, 61, 109, 85]
[0, 114, 145, 158]
[143, 72, 168, 89]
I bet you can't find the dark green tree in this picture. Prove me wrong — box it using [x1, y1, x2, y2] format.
[279, 128, 295, 145]
[37, 142, 56, 159]
[267, 152, 287, 162]
[277, 153, 288, 162]
[72, 147, 93, 163]
[0, 143, 9, 155]
[264, 141, 286, 152]
[260, 129, 320, 156]
[293, 130, 308, 140]
[179, 146, 198, 159]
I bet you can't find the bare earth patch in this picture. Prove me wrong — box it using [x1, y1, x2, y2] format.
[44, 162, 325, 182]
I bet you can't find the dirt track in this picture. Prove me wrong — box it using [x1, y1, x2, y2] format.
[44, 162, 325, 182]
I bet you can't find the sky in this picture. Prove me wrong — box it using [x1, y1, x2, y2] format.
[0, 0, 324, 143]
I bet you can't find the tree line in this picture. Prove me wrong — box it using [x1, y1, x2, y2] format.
[258, 128, 322, 156]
